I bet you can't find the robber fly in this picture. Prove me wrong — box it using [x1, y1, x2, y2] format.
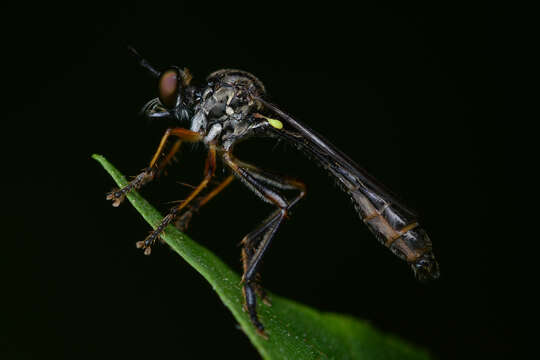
[106, 48, 440, 338]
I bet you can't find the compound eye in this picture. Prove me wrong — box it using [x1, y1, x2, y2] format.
[158, 69, 180, 108]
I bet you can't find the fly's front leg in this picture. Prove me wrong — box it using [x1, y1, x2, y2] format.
[106, 128, 201, 206]
[136, 146, 217, 255]
[223, 151, 306, 337]
[156, 139, 182, 177]
[174, 175, 235, 231]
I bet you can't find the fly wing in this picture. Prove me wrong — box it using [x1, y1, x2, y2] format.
[257, 98, 441, 281]
[256, 97, 418, 223]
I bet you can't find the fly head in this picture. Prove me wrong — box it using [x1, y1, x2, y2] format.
[128, 48, 194, 122]
[141, 66, 193, 122]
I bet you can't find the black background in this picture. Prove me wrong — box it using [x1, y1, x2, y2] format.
[2, 2, 515, 359]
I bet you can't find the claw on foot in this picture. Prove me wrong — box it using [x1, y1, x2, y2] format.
[262, 297, 272, 307]
[135, 235, 157, 256]
[106, 168, 155, 208]
[256, 328, 268, 340]
[106, 190, 126, 207]
[135, 208, 177, 256]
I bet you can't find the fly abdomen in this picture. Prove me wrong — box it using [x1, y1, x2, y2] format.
[341, 176, 438, 280]
[269, 125, 439, 280]
[388, 226, 432, 263]
[351, 186, 430, 260]
[353, 187, 439, 280]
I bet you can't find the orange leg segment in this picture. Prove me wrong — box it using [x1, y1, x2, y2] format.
[175, 175, 235, 231]
[136, 146, 217, 255]
[156, 139, 183, 176]
[106, 128, 201, 207]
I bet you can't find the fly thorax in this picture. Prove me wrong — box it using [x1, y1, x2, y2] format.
[203, 86, 235, 119]
[190, 110, 207, 133]
[203, 123, 223, 144]
[190, 86, 230, 133]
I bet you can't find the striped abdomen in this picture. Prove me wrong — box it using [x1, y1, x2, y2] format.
[269, 122, 439, 281]
[348, 179, 431, 263]
[329, 164, 439, 281]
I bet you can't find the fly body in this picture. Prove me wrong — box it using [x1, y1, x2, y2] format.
[106, 47, 440, 337]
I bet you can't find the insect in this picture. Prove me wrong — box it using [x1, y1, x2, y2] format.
[106, 48, 440, 338]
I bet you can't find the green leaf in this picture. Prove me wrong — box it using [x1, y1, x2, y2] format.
[93, 154, 431, 360]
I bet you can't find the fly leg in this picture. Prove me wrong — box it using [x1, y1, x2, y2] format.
[174, 175, 235, 231]
[239, 180, 305, 307]
[240, 213, 282, 307]
[136, 146, 216, 255]
[106, 128, 201, 206]
[156, 139, 182, 177]
[237, 164, 306, 305]
[223, 152, 306, 337]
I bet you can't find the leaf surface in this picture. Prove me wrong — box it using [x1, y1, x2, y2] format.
[93, 154, 430, 360]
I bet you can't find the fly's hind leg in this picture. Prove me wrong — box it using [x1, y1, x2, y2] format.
[106, 128, 201, 206]
[223, 152, 306, 337]
[240, 214, 282, 308]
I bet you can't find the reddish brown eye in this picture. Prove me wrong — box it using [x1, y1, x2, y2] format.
[158, 69, 179, 108]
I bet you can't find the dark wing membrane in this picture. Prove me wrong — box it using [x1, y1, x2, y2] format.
[256, 97, 418, 221]
[257, 98, 441, 280]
